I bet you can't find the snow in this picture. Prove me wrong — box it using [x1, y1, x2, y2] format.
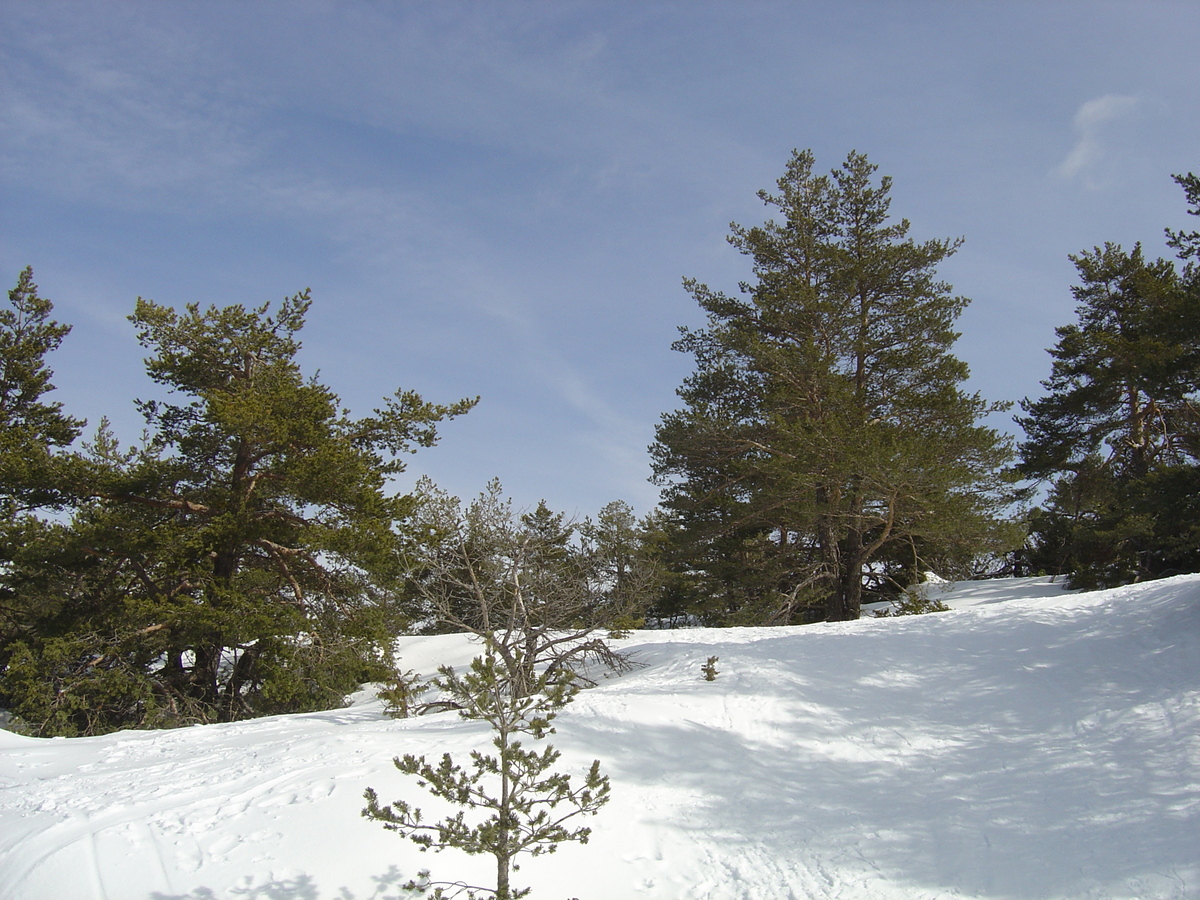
[2, 576, 1198, 899]
[924, 574, 1079, 608]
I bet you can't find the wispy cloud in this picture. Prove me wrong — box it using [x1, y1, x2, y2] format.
[1055, 94, 1141, 186]
[7, 3, 1199, 519]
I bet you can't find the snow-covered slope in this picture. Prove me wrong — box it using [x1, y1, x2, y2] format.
[2, 576, 1198, 899]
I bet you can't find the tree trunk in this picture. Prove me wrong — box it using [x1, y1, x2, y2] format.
[496, 718, 514, 900]
[220, 643, 260, 720]
[830, 528, 865, 621]
[814, 487, 842, 620]
[496, 852, 511, 900]
[840, 558, 864, 621]
[191, 643, 222, 713]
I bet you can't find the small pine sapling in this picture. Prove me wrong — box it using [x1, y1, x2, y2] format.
[874, 588, 951, 617]
[701, 656, 719, 681]
[378, 668, 429, 719]
[363, 647, 610, 900]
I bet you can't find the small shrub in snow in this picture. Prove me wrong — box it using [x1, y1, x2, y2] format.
[701, 656, 720, 681]
[378, 669, 429, 719]
[874, 590, 951, 617]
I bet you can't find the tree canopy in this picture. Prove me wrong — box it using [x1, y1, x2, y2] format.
[651, 150, 1017, 623]
[0, 267, 84, 515]
[0, 269, 88, 691]
[1018, 174, 1200, 587]
[0, 285, 475, 734]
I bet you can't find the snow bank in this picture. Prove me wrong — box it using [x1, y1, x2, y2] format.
[2, 576, 1198, 899]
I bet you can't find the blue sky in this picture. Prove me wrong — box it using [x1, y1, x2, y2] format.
[2, 2, 1198, 518]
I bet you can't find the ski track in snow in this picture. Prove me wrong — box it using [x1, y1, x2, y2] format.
[1, 575, 1198, 899]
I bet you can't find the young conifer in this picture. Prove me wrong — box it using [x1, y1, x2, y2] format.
[363, 647, 610, 900]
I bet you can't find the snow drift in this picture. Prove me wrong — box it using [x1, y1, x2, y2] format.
[1, 576, 1198, 899]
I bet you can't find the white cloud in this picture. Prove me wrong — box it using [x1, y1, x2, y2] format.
[1056, 94, 1141, 184]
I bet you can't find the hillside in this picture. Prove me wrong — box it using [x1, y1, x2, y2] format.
[2, 576, 1198, 899]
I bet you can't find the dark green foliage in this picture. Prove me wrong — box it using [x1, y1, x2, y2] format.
[578, 500, 659, 635]
[0, 269, 88, 686]
[363, 649, 610, 900]
[1018, 175, 1200, 588]
[378, 668, 430, 719]
[652, 150, 1018, 624]
[872, 587, 951, 617]
[1, 289, 475, 734]
[0, 268, 84, 513]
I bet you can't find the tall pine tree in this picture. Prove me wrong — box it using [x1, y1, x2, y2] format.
[0, 268, 86, 678]
[1018, 174, 1200, 586]
[652, 150, 1017, 623]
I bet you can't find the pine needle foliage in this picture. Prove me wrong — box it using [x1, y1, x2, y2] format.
[652, 150, 1018, 624]
[363, 648, 610, 900]
[1, 288, 475, 734]
[1017, 173, 1200, 587]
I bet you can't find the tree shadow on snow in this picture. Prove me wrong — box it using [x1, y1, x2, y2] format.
[573, 586, 1200, 898]
[150, 864, 414, 900]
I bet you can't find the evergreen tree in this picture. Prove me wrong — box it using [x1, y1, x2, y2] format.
[652, 150, 1017, 623]
[363, 648, 609, 900]
[0, 268, 86, 677]
[0, 267, 84, 513]
[578, 500, 661, 631]
[1018, 175, 1200, 586]
[1, 291, 475, 734]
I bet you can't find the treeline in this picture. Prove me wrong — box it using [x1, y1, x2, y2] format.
[0, 281, 662, 736]
[651, 154, 1200, 621]
[2, 151, 1198, 736]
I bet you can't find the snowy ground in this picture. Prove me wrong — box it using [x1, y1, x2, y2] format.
[2, 575, 1198, 899]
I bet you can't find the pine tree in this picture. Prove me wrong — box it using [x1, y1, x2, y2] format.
[0, 268, 86, 682]
[363, 648, 610, 900]
[1018, 174, 1200, 586]
[578, 500, 660, 632]
[0, 267, 84, 514]
[1, 291, 475, 734]
[652, 150, 1017, 623]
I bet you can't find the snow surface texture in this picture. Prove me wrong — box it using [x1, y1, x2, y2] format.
[1, 576, 1198, 899]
